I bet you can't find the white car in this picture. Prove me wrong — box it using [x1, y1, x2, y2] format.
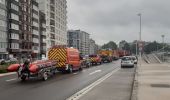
[121, 56, 135, 68]
[131, 56, 138, 64]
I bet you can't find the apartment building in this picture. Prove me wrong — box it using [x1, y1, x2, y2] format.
[38, 0, 67, 51]
[0, 0, 8, 59]
[89, 39, 95, 55]
[68, 30, 90, 55]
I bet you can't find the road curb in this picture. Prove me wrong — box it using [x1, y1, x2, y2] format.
[0, 72, 16, 77]
[130, 65, 138, 100]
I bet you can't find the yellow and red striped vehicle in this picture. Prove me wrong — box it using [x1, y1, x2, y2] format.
[89, 54, 102, 65]
[48, 45, 82, 73]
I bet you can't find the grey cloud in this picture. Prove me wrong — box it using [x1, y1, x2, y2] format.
[67, 0, 170, 45]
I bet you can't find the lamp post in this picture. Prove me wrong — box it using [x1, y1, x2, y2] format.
[162, 35, 165, 62]
[138, 13, 142, 67]
[136, 41, 138, 56]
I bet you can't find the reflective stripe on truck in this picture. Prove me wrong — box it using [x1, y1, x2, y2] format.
[48, 48, 67, 67]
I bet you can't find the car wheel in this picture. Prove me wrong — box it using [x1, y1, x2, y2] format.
[42, 72, 48, 81]
[21, 75, 27, 81]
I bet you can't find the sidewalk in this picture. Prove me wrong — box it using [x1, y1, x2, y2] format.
[137, 63, 170, 100]
[75, 67, 135, 100]
[0, 72, 16, 77]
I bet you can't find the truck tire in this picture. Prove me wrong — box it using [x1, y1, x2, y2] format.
[79, 66, 83, 71]
[68, 66, 73, 73]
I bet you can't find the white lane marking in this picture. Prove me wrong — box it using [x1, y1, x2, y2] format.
[73, 73, 78, 75]
[66, 67, 120, 100]
[89, 70, 102, 75]
[6, 78, 17, 82]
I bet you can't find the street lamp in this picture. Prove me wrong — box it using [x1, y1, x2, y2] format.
[136, 41, 138, 56]
[138, 13, 142, 67]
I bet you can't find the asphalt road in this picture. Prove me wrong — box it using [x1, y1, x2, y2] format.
[0, 60, 134, 100]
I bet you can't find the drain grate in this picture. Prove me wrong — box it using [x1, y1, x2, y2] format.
[151, 84, 170, 88]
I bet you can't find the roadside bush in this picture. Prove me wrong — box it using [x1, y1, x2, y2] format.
[0, 62, 17, 73]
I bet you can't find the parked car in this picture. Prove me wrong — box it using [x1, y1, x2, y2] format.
[0, 59, 5, 65]
[131, 56, 138, 64]
[121, 56, 135, 68]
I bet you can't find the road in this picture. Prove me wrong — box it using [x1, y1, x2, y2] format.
[0, 60, 135, 100]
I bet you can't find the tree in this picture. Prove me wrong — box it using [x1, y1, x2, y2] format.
[123, 43, 130, 51]
[144, 41, 162, 54]
[101, 41, 117, 50]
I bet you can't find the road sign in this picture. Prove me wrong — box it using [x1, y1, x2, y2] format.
[138, 41, 143, 51]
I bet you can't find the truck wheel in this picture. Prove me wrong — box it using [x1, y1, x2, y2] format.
[79, 66, 83, 71]
[68, 66, 73, 73]
[42, 72, 48, 81]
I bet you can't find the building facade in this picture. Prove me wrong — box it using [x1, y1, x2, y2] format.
[89, 39, 95, 55]
[6, 0, 40, 59]
[68, 30, 90, 55]
[31, 0, 40, 58]
[38, 0, 67, 51]
[39, 11, 46, 58]
[7, 0, 20, 58]
[0, 0, 8, 59]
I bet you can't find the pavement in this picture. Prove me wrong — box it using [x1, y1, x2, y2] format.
[70, 65, 136, 100]
[0, 72, 16, 77]
[137, 62, 170, 100]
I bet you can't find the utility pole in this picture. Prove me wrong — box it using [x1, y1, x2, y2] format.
[162, 35, 165, 62]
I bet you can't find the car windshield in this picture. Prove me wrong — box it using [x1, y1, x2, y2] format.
[131, 57, 137, 60]
[122, 57, 131, 61]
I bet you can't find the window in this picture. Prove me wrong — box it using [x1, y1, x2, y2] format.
[11, 13, 19, 21]
[50, 0, 55, 5]
[33, 21, 38, 27]
[0, 31, 6, 38]
[11, 23, 19, 30]
[11, 3, 19, 11]
[33, 13, 39, 19]
[0, 9, 6, 16]
[33, 38, 39, 43]
[10, 43, 19, 49]
[24, 24, 27, 30]
[10, 33, 19, 39]
[0, 42, 7, 49]
[33, 5, 38, 11]
[33, 30, 39, 35]
[0, 0, 5, 5]
[50, 26, 55, 32]
[50, 19, 55, 26]
[0, 20, 6, 27]
[33, 46, 38, 50]
[50, 6, 55, 12]
[42, 23, 46, 28]
[50, 12, 55, 19]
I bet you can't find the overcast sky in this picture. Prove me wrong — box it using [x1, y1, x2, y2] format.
[67, 0, 170, 45]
